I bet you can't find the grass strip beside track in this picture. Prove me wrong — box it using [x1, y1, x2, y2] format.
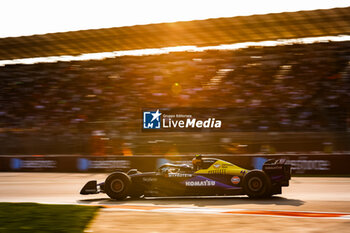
[0, 203, 99, 233]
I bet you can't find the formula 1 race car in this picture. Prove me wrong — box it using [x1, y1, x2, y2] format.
[80, 157, 291, 200]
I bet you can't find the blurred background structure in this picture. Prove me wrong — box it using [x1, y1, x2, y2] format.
[0, 7, 350, 155]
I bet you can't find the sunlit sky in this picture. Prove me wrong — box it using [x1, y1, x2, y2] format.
[1, 0, 349, 38]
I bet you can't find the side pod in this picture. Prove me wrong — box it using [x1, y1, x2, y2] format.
[80, 180, 98, 195]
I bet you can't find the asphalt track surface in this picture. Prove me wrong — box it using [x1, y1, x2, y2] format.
[1, 173, 350, 233]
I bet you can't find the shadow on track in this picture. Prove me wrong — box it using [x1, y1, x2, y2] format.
[77, 195, 304, 207]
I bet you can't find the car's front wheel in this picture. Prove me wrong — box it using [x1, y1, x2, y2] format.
[104, 172, 131, 200]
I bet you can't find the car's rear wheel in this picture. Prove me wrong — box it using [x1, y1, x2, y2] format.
[105, 172, 131, 200]
[243, 170, 271, 198]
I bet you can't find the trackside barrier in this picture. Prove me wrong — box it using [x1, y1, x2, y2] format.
[0, 154, 349, 175]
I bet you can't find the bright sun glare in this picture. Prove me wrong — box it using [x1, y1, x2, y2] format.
[0, 0, 349, 38]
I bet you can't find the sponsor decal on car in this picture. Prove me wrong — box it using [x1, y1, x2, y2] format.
[142, 177, 157, 182]
[208, 169, 227, 174]
[85, 189, 97, 193]
[264, 165, 283, 170]
[168, 173, 193, 177]
[185, 180, 216, 186]
[231, 176, 240, 184]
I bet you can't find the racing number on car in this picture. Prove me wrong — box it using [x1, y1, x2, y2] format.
[240, 170, 247, 175]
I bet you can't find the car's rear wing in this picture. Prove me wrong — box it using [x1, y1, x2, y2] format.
[262, 159, 291, 185]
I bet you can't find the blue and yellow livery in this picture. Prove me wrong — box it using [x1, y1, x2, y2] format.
[81, 157, 291, 200]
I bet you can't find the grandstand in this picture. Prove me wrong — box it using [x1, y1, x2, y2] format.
[0, 7, 349, 155]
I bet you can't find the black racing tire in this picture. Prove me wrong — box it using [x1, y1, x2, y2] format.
[104, 172, 131, 200]
[243, 170, 272, 198]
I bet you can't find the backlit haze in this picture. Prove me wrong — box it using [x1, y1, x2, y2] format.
[1, 0, 349, 38]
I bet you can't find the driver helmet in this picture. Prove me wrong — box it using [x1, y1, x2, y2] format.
[192, 154, 202, 167]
